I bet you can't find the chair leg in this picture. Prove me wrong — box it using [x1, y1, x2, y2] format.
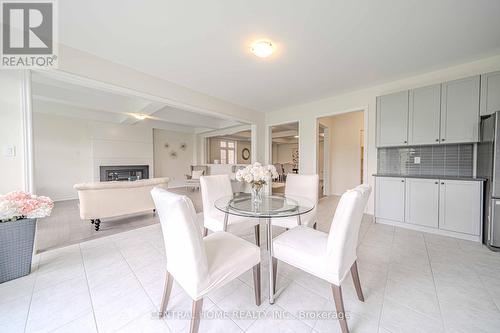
[313, 222, 317, 230]
[350, 260, 364, 302]
[203, 227, 208, 237]
[190, 298, 204, 333]
[159, 272, 174, 318]
[272, 257, 278, 294]
[254, 224, 260, 246]
[331, 285, 349, 333]
[252, 264, 261, 306]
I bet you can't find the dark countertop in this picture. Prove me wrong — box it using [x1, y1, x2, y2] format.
[373, 174, 487, 181]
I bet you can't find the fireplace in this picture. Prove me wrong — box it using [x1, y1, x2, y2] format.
[100, 165, 149, 181]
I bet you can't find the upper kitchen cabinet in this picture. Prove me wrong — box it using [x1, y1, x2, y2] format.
[408, 84, 441, 145]
[376, 90, 409, 147]
[440, 75, 480, 144]
[480, 71, 500, 116]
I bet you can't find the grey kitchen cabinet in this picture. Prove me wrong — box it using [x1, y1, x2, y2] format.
[440, 75, 480, 144]
[408, 84, 441, 145]
[405, 178, 439, 228]
[376, 91, 409, 147]
[439, 180, 482, 235]
[375, 177, 405, 222]
[480, 71, 500, 116]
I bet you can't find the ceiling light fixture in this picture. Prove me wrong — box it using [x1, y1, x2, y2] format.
[132, 113, 148, 120]
[251, 40, 274, 58]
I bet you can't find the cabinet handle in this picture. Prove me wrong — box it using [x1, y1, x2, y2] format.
[435, 139, 439, 142]
[441, 182, 445, 185]
[441, 138, 446, 142]
[435, 181, 438, 184]
[401, 180, 405, 182]
[404, 140, 407, 143]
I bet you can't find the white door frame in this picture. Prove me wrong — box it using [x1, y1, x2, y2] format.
[317, 123, 329, 196]
[315, 107, 369, 195]
[21, 70, 34, 193]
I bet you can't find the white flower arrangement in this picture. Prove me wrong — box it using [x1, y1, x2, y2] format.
[235, 162, 278, 187]
[0, 191, 54, 222]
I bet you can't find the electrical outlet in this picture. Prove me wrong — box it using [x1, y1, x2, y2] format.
[414, 156, 421, 164]
[2, 145, 16, 157]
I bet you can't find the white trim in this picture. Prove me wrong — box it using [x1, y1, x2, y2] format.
[375, 217, 481, 242]
[21, 70, 34, 194]
[317, 123, 329, 195]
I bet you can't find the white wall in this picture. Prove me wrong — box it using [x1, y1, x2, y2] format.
[33, 113, 92, 201]
[320, 111, 364, 196]
[89, 121, 153, 181]
[33, 112, 154, 201]
[0, 71, 25, 194]
[273, 143, 298, 164]
[266, 53, 500, 214]
[153, 128, 194, 187]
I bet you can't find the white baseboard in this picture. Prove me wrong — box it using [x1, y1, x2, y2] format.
[375, 218, 481, 242]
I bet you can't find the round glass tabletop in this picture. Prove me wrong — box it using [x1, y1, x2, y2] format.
[214, 193, 314, 218]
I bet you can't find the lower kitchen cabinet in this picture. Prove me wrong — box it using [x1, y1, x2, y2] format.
[375, 177, 405, 222]
[375, 176, 483, 240]
[405, 178, 439, 228]
[439, 180, 482, 236]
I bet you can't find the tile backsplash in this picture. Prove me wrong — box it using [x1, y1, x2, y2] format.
[377, 144, 473, 177]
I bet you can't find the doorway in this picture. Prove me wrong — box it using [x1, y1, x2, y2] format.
[317, 111, 364, 196]
[270, 122, 299, 194]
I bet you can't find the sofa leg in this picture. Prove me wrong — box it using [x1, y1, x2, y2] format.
[94, 219, 101, 231]
[153, 209, 156, 216]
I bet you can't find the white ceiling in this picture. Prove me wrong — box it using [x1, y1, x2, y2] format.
[58, 0, 500, 111]
[31, 73, 244, 132]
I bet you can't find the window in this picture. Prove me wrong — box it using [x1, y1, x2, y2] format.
[220, 140, 236, 164]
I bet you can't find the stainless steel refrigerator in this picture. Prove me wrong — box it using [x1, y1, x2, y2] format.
[478, 111, 500, 250]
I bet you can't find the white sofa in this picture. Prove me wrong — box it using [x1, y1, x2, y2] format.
[74, 177, 169, 230]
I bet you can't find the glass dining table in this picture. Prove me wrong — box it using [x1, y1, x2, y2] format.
[214, 193, 315, 304]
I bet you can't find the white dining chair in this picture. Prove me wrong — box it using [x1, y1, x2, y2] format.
[200, 175, 261, 245]
[282, 163, 294, 180]
[271, 184, 371, 333]
[273, 163, 284, 181]
[271, 174, 319, 229]
[151, 187, 261, 333]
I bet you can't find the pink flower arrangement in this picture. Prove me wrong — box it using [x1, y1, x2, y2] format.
[0, 191, 54, 222]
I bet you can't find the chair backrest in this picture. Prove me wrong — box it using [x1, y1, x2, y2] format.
[273, 163, 284, 175]
[285, 174, 319, 204]
[326, 184, 371, 283]
[285, 174, 319, 226]
[200, 175, 233, 219]
[150, 187, 209, 298]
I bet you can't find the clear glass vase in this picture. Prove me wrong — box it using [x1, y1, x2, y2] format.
[251, 183, 263, 204]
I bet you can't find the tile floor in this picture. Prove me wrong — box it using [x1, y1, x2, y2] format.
[2, 198, 500, 332]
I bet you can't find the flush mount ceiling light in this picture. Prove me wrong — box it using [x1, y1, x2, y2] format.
[251, 40, 274, 58]
[132, 113, 148, 120]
